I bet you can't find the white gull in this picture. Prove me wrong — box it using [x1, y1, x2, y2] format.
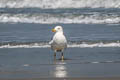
[49, 26, 67, 60]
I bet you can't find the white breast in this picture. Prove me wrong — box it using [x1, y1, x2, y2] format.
[51, 32, 67, 51]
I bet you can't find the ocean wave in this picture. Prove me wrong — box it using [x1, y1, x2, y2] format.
[0, 13, 120, 24]
[0, 0, 120, 9]
[0, 41, 120, 48]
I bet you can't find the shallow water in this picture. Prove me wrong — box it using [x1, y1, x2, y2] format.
[0, 48, 120, 78]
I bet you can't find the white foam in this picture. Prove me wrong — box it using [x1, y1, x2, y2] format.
[91, 62, 99, 64]
[68, 42, 120, 48]
[0, 44, 50, 48]
[0, 42, 120, 48]
[0, 0, 120, 9]
[23, 64, 30, 67]
[0, 13, 120, 24]
[105, 61, 114, 63]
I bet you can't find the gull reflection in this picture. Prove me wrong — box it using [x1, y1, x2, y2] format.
[54, 61, 67, 78]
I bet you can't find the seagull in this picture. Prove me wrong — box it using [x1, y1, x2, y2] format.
[49, 26, 67, 60]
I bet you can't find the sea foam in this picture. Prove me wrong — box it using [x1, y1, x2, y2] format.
[0, 42, 120, 48]
[0, 13, 120, 24]
[0, 0, 120, 9]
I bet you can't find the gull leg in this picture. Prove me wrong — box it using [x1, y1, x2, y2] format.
[54, 50, 56, 60]
[54, 50, 57, 57]
[54, 52, 56, 57]
[61, 52, 64, 61]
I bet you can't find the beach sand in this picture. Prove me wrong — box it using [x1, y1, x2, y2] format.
[0, 48, 120, 80]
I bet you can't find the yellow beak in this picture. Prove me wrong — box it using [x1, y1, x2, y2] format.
[52, 29, 56, 32]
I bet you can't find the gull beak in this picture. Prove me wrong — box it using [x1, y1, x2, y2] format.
[52, 29, 56, 32]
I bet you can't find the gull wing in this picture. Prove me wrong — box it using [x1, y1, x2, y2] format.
[49, 40, 53, 45]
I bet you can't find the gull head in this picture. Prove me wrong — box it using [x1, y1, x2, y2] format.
[52, 26, 63, 33]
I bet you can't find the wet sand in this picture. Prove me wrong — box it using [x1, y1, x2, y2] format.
[1, 77, 120, 80]
[0, 48, 120, 79]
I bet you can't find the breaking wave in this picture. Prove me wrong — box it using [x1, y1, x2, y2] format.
[0, 41, 120, 48]
[0, 0, 120, 9]
[0, 12, 120, 24]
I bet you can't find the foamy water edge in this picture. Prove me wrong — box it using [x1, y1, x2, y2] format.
[0, 42, 120, 48]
